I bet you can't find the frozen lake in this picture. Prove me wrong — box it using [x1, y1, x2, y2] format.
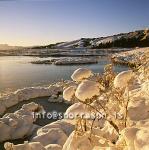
[0, 56, 129, 94]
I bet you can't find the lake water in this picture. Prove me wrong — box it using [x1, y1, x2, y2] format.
[0, 56, 129, 94]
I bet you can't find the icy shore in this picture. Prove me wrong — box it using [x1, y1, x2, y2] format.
[31, 57, 99, 65]
[111, 47, 149, 67]
[1, 59, 149, 150]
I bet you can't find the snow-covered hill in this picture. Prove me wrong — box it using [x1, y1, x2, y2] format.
[55, 39, 84, 48]
[54, 29, 149, 49]
[2, 29, 149, 50]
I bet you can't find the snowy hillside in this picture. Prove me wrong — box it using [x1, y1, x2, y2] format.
[53, 29, 149, 49]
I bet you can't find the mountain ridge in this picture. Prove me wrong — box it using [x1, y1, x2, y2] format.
[1, 29, 149, 50]
[32, 29, 149, 49]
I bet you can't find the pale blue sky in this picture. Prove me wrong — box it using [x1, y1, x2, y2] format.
[0, 0, 149, 46]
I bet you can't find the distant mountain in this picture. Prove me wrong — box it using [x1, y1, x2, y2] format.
[53, 29, 149, 49]
[8, 28, 148, 50]
[0, 44, 23, 50]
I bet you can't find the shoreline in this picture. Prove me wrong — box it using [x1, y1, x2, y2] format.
[111, 47, 149, 67]
[1, 61, 149, 149]
[31, 57, 100, 65]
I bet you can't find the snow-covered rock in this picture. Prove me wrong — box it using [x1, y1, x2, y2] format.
[63, 130, 111, 150]
[141, 80, 149, 94]
[64, 103, 90, 124]
[45, 144, 62, 150]
[32, 128, 68, 147]
[54, 57, 98, 65]
[63, 86, 77, 101]
[91, 122, 119, 144]
[114, 70, 134, 89]
[48, 84, 63, 95]
[0, 102, 40, 142]
[0, 84, 64, 115]
[75, 80, 100, 101]
[71, 68, 93, 82]
[4, 141, 46, 150]
[62, 131, 93, 150]
[118, 127, 149, 150]
[65, 102, 105, 128]
[0, 100, 6, 114]
[15, 87, 51, 102]
[128, 99, 149, 121]
[37, 120, 74, 137]
[2, 93, 19, 108]
[2, 58, 149, 150]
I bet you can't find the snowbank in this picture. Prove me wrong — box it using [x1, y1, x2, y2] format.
[0, 102, 41, 142]
[71, 68, 93, 82]
[111, 47, 149, 66]
[0, 82, 69, 115]
[31, 57, 99, 65]
[75, 80, 100, 101]
[3, 62, 149, 150]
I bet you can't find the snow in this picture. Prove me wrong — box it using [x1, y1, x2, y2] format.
[45, 144, 62, 150]
[4, 142, 46, 150]
[117, 127, 149, 150]
[112, 47, 149, 66]
[113, 70, 134, 89]
[0, 83, 64, 115]
[2, 59, 149, 150]
[63, 86, 77, 101]
[32, 57, 99, 65]
[64, 102, 91, 124]
[32, 128, 68, 147]
[75, 80, 100, 101]
[55, 39, 83, 48]
[62, 131, 93, 150]
[0, 102, 40, 142]
[37, 120, 74, 137]
[54, 57, 98, 65]
[71, 68, 93, 82]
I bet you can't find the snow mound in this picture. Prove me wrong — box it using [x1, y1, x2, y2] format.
[4, 141, 46, 150]
[75, 80, 100, 101]
[0, 102, 40, 142]
[71, 68, 93, 82]
[63, 86, 77, 101]
[118, 127, 149, 150]
[32, 128, 68, 147]
[114, 70, 134, 89]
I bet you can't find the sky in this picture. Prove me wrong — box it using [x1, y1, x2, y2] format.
[0, 0, 149, 46]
